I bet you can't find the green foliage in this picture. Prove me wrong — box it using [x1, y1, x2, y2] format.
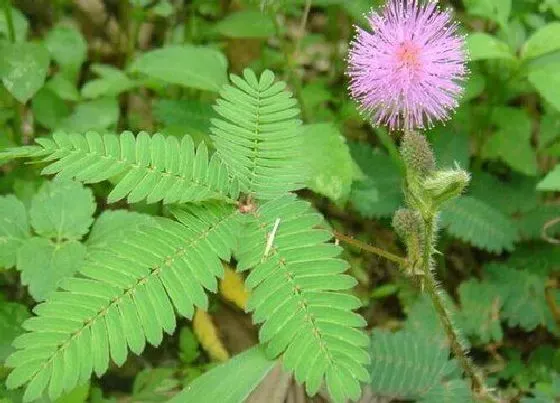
[467, 33, 514, 61]
[44, 25, 86, 77]
[0, 42, 50, 103]
[81, 65, 137, 99]
[237, 194, 369, 401]
[214, 10, 274, 38]
[29, 180, 95, 241]
[0, 300, 29, 363]
[169, 346, 275, 403]
[484, 264, 557, 333]
[349, 142, 402, 218]
[0, 195, 30, 268]
[129, 45, 228, 92]
[301, 123, 356, 203]
[211, 69, 305, 200]
[369, 300, 471, 402]
[6, 203, 239, 401]
[2, 130, 239, 205]
[439, 196, 519, 253]
[458, 279, 503, 343]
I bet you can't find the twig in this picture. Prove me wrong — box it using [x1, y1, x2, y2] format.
[333, 231, 407, 267]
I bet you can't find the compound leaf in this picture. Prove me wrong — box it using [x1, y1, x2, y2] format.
[211, 69, 306, 200]
[1, 131, 240, 205]
[236, 194, 369, 403]
[6, 203, 240, 401]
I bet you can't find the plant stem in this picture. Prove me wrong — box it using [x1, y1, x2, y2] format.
[421, 215, 497, 401]
[333, 231, 407, 267]
[3, 0, 23, 144]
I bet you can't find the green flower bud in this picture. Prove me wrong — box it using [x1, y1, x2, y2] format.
[423, 166, 470, 207]
[400, 131, 436, 176]
[392, 208, 422, 241]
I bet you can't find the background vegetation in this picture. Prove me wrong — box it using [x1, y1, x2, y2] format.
[1, 0, 560, 401]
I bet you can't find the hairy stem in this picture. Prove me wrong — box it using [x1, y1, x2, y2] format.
[333, 231, 407, 267]
[422, 215, 497, 402]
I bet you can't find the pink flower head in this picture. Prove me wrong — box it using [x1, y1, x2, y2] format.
[347, 0, 467, 131]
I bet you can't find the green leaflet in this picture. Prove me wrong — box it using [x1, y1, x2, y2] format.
[5, 203, 240, 401]
[169, 346, 275, 403]
[211, 69, 306, 200]
[236, 194, 369, 403]
[0, 195, 31, 269]
[29, 180, 95, 242]
[0, 131, 240, 205]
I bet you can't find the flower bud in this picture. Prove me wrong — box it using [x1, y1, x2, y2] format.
[423, 167, 470, 207]
[392, 208, 422, 241]
[400, 131, 436, 176]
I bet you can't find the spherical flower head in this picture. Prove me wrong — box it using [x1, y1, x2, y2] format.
[347, 0, 467, 131]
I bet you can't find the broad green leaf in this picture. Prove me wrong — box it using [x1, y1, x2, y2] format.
[482, 107, 538, 176]
[529, 64, 560, 112]
[30, 180, 95, 241]
[152, 0, 174, 17]
[45, 25, 87, 74]
[467, 33, 514, 61]
[302, 124, 355, 203]
[81, 64, 138, 99]
[0, 301, 30, 362]
[57, 97, 119, 132]
[0, 6, 28, 42]
[464, 0, 511, 27]
[46, 73, 81, 101]
[440, 196, 519, 253]
[214, 10, 274, 38]
[522, 22, 560, 60]
[0, 195, 30, 269]
[0, 42, 50, 103]
[538, 164, 560, 191]
[129, 45, 228, 92]
[86, 210, 156, 251]
[458, 279, 503, 343]
[349, 142, 402, 218]
[16, 237, 87, 301]
[169, 346, 275, 403]
[32, 87, 70, 130]
[153, 98, 214, 134]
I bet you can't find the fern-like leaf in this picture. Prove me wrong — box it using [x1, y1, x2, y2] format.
[5, 203, 239, 401]
[1, 131, 239, 204]
[236, 194, 369, 403]
[211, 69, 305, 200]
